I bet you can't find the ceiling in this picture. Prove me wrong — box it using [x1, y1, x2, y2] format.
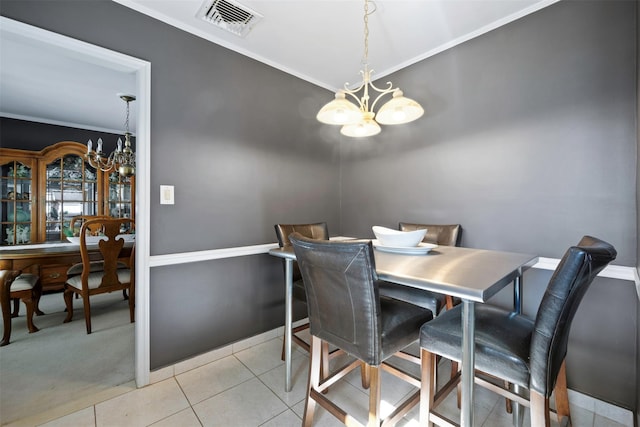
[0, 0, 558, 134]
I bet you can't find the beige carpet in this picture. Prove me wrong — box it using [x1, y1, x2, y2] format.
[0, 291, 135, 425]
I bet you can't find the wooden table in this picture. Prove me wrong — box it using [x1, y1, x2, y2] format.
[0, 242, 133, 292]
[269, 243, 537, 427]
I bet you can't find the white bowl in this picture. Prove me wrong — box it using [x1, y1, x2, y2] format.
[372, 226, 426, 248]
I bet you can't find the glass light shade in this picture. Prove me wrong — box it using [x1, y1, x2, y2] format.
[317, 91, 362, 125]
[340, 112, 381, 137]
[375, 90, 424, 125]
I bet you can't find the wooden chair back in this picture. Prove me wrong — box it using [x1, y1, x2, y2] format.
[70, 215, 112, 237]
[63, 217, 135, 334]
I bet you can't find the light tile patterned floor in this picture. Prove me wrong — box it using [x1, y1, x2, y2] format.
[36, 337, 631, 427]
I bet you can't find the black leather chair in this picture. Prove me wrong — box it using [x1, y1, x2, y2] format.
[399, 222, 462, 247]
[378, 223, 463, 316]
[418, 236, 616, 427]
[290, 233, 433, 427]
[274, 223, 330, 358]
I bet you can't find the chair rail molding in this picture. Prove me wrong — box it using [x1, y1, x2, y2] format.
[149, 244, 638, 283]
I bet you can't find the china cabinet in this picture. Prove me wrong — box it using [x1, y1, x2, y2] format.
[0, 153, 37, 245]
[0, 141, 135, 246]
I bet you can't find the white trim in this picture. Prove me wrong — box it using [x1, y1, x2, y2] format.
[134, 60, 152, 389]
[149, 244, 638, 283]
[1, 17, 153, 389]
[534, 257, 636, 281]
[149, 243, 278, 267]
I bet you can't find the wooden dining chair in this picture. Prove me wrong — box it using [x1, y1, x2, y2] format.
[1, 267, 44, 346]
[69, 215, 112, 237]
[418, 236, 617, 427]
[63, 217, 135, 334]
[290, 233, 433, 427]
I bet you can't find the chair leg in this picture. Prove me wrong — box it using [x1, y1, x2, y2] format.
[530, 390, 551, 427]
[505, 381, 513, 413]
[367, 366, 381, 427]
[0, 271, 21, 347]
[128, 285, 135, 323]
[82, 294, 92, 334]
[303, 336, 322, 427]
[63, 287, 75, 323]
[554, 361, 571, 424]
[420, 348, 436, 427]
[33, 280, 44, 316]
[11, 298, 19, 317]
[22, 294, 39, 334]
[361, 362, 371, 389]
[321, 341, 330, 381]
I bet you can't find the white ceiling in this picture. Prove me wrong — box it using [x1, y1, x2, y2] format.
[0, 0, 558, 134]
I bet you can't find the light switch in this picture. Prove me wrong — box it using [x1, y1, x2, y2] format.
[160, 185, 174, 205]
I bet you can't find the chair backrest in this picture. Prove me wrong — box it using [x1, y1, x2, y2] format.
[70, 215, 112, 237]
[274, 223, 329, 282]
[398, 222, 462, 246]
[529, 235, 616, 397]
[290, 232, 385, 366]
[79, 217, 135, 290]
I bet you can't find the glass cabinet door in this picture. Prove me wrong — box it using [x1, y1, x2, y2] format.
[0, 159, 36, 245]
[107, 172, 134, 232]
[44, 154, 99, 241]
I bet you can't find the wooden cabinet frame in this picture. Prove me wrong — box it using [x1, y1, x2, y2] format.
[0, 141, 135, 246]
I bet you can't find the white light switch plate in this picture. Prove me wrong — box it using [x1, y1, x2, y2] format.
[160, 185, 174, 205]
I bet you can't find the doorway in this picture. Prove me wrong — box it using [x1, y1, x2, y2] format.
[0, 16, 151, 422]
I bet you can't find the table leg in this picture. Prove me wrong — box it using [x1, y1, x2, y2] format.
[461, 299, 475, 427]
[512, 274, 524, 427]
[284, 258, 293, 392]
[513, 273, 523, 315]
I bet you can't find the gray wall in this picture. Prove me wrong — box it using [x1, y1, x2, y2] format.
[2, 0, 638, 413]
[340, 1, 636, 265]
[0, 117, 134, 152]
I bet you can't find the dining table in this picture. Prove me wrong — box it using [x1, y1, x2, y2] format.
[269, 241, 537, 427]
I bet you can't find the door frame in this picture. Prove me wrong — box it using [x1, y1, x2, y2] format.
[1, 17, 152, 386]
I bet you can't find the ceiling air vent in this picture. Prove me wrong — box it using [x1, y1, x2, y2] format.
[198, 0, 262, 38]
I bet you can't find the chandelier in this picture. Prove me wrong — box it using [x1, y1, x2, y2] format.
[317, 0, 424, 137]
[86, 94, 136, 177]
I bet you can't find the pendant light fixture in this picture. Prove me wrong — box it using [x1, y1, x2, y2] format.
[317, 0, 424, 137]
[86, 94, 136, 177]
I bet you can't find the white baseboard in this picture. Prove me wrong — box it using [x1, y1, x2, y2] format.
[567, 389, 634, 426]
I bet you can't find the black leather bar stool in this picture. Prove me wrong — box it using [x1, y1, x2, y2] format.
[418, 236, 616, 427]
[274, 222, 330, 358]
[290, 233, 434, 427]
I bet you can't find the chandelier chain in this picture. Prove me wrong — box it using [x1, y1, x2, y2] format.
[124, 99, 130, 133]
[363, 0, 369, 65]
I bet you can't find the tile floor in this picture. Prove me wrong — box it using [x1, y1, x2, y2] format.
[24, 336, 632, 427]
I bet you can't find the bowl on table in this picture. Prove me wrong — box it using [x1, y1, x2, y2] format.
[372, 226, 426, 248]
